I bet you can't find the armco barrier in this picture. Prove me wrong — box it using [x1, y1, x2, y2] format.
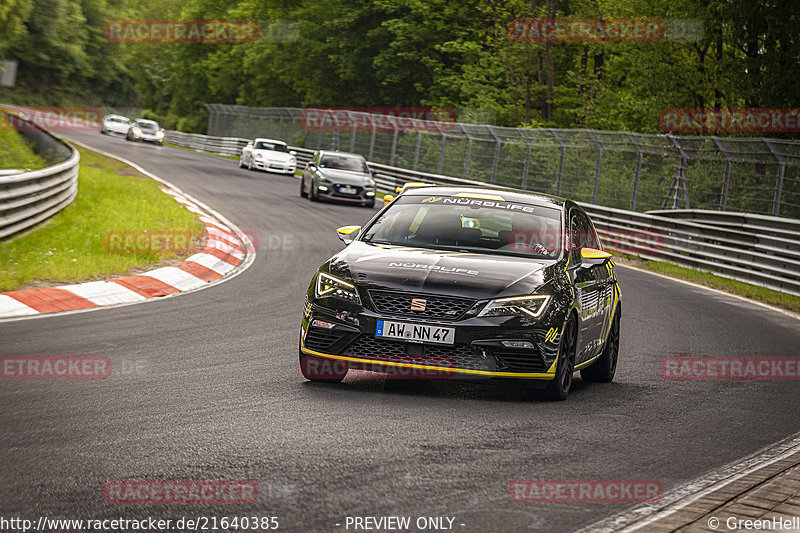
[166, 133, 800, 296]
[0, 111, 79, 239]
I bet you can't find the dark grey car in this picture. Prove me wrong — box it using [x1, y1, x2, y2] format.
[300, 150, 377, 207]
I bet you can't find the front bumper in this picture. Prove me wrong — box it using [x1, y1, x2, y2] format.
[131, 133, 163, 143]
[316, 183, 375, 204]
[253, 159, 296, 174]
[300, 295, 560, 380]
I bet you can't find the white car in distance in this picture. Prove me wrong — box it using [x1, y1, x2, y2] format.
[100, 114, 132, 136]
[239, 138, 297, 175]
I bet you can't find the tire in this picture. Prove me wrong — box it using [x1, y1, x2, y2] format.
[299, 352, 347, 383]
[363, 200, 375, 208]
[310, 181, 319, 202]
[238, 157, 244, 168]
[300, 177, 308, 197]
[544, 313, 577, 401]
[248, 159, 254, 171]
[581, 305, 620, 383]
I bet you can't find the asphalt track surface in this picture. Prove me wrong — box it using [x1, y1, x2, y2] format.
[2, 130, 799, 532]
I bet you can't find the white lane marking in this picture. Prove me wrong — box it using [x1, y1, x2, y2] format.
[616, 264, 800, 321]
[575, 430, 800, 533]
[60, 280, 146, 306]
[0, 295, 39, 318]
[185, 253, 236, 275]
[143, 267, 207, 292]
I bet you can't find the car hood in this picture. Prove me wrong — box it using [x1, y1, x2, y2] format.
[327, 242, 554, 300]
[253, 149, 293, 162]
[317, 168, 372, 184]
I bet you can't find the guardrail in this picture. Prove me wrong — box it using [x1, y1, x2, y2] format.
[165, 130, 249, 156]
[0, 111, 79, 239]
[167, 135, 800, 296]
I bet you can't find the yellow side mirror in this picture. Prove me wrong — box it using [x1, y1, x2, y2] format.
[336, 225, 361, 245]
[383, 194, 395, 203]
[580, 247, 612, 267]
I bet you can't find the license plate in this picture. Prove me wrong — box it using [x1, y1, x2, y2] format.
[339, 186, 357, 195]
[375, 320, 455, 345]
[269, 163, 283, 169]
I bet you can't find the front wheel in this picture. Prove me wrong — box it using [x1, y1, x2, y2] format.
[310, 181, 319, 201]
[544, 314, 577, 401]
[300, 177, 308, 197]
[581, 305, 620, 383]
[238, 157, 245, 168]
[299, 352, 347, 383]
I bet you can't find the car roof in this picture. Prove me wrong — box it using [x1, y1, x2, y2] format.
[401, 185, 568, 209]
[254, 138, 286, 144]
[104, 114, 130, 120]
[134, 118, 158, 124]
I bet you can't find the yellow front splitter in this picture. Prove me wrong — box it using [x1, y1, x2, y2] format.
[300, 346, 558, 380]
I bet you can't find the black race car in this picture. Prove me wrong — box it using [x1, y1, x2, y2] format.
[298, 186, 621, 400]
[300, 150, 377, 207]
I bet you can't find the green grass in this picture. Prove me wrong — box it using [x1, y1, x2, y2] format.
[618, 258, 800, 313]
[165, 142, 239, 161]
[0, 146, 204, 291]
[0, 127, 47, 171]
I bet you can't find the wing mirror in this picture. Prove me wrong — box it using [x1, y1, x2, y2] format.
[290, 150, 297, 155]
[383, 194, 395, 203]
[579, 247, 612, 268]
[336, 225, 361, 245]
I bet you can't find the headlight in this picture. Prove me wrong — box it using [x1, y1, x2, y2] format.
[315, 272, 361, 304]
[156, 131, 164, 139]
[289, 157, 296, 163]
[255, 154, 263, 160]
[478, 295, 550, 319]
[132, 127, 141, 135]
[368, 179, 376, 187]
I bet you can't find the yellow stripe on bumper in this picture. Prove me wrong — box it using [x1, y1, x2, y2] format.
[300, 346, 557, 380]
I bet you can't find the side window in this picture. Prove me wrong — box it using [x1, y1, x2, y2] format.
[575, 210, 599, 250]
[569, 212, 583, 264]
[312, 152, 320, 165]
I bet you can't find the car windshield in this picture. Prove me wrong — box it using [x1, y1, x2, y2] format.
[255, 141, 288, 152]
[136, 121, 158, 131]
[362, 195, 562, 259]
[108, 117, 128, 123]
[319, 154, 368, 173]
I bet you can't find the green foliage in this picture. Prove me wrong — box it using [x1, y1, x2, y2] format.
[1, 0, 797, 136]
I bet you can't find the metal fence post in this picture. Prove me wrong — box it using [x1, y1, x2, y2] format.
[588, 131, 603, 204]
[489, 126, 502, 184]
[626, 132, 644, 211]
[764, 139, 786, 216]
[413, 130, 422, 171]
[549, 129, 566, 196]
[389, 127, 399, 167]
[438, 130, 446, 175]
[519, 130, 532, 190]
[368, 122, 377, 161]
[711, 137, 732, 210]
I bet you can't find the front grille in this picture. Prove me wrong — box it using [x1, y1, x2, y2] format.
[304, 328, 349, 351]
[368, 290, 476, 321]
[332, 184, 363, 196]
[343, 336, 493, 372]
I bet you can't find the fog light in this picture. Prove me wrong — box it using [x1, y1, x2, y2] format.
[366, 191, 375, 196]
[318, 185, 328, 191]
[311, 319, 335, 329]
[500, 340, 534, 348]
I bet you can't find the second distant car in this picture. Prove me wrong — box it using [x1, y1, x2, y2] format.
[239, 138, 297, 175]
[300, 150, 377, 207]
[100, 114, 132, 136]
[126, 119, 165, 144]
